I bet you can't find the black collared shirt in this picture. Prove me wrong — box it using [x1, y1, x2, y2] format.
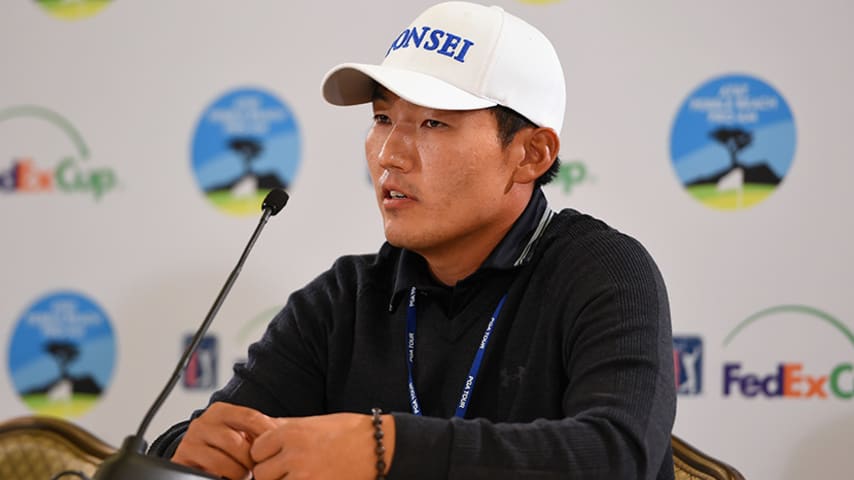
[152, 188, 676, 480]
[385, 189, 552, 417]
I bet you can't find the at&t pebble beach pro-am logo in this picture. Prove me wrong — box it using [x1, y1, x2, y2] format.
[723, 305, 854, 399]
[0, 105, 118, 200]
[191, 87, 301, 216]
[670, 74, 796, 210]
[35, 0, 112, 20]
[7, 291, 117, 418]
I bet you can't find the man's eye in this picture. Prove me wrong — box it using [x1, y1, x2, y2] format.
[373, 114, 391, 124]
[424, 119, 445, 128]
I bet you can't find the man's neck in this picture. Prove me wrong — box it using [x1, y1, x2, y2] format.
[418, 196, 530, 286]
[423, 238, 508, 286]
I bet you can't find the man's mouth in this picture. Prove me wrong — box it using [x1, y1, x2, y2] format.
[388, 190, 408, 199]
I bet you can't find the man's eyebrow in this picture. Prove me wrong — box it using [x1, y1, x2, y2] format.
[371, 86, 391, 102]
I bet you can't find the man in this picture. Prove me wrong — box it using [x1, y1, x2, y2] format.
[151, 2, 676, 479]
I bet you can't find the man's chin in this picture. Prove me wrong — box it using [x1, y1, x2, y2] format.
[383, 229, 424, 251]
[383, 232, 409, 249]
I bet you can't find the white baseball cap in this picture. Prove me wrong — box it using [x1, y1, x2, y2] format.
[321, 1, 566, 133]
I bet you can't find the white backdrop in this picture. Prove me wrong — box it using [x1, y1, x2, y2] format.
[2, 1, 853, 478]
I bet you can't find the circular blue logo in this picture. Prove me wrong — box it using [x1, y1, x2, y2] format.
[36, 0, 113, 20]
[7, 291, 117, 419]
[191, 87, 302, 216]
[670, 74, 796, 210]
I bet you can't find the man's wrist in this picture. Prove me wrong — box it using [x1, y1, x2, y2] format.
[369, 411, 395, 478]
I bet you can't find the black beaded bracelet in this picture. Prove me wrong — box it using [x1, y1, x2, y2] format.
[371, 407, 387, 480]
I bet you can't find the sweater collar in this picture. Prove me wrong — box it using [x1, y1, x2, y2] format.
[387, 188, 552, 312]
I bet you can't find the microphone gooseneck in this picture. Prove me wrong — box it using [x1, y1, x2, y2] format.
[135, 188, 288, 440]
[93, 188, 290, 480]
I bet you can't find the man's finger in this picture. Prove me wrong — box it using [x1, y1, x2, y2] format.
[189, 447, 250, 480]
[202, 427, 255, 470]
[252, 452, 290, 480]
[221, 407, 278, 438]
[172, 440, 250, 480]
[208, 402, 278, 438]
[250, 420, 290, 463]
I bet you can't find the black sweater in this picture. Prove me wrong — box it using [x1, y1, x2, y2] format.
[151, 205, 676, 479]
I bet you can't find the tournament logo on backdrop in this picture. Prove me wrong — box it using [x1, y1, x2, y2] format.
[673, 336, 703, 395]
[722, 305, 854, 400]
[191, 87, 301, 216]
[182, 334, 218, 390]
[35, 0, 112, 20]
[0, 105, 118, 200]
[7, 291, 117, 418]
[670, 74, 796, 211]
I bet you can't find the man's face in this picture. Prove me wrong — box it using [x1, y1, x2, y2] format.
[365, 89, 523, 259]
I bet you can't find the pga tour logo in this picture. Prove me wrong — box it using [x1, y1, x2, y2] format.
[673, 336, 703, 395]
[182, 334, 218, 390]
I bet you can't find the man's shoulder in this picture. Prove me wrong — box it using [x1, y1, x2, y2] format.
[292, 244, 400, 308]
[540, 208, 656, 270]
[318, 242, 401, 285]
[546, 208, 633, 245]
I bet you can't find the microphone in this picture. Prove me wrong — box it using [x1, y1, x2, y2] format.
[93, 188, 290, 480]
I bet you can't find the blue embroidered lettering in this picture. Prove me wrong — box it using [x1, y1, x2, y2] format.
[423, 29, 445, 51]
[386, 25, 475, 63]
[409, 26, 430, 48]
[454, 39, 475, 62]
[386, 29, 411, 56]
[437, 33, 462, 58]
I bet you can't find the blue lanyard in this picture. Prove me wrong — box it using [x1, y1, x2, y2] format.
[405, 286, 508, 418]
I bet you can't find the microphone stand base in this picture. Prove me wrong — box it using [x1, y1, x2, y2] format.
[93, 435, 221, 480]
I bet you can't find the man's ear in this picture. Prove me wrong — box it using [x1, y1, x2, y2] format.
[512, 128, 560, 184]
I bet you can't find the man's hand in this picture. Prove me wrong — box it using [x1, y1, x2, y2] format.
[171, 402, 277, 480]
[250, 413, 396, 480]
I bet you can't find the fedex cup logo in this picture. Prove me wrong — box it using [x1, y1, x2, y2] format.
[0, 106, 118, 201]
[722, 305, 854, 400]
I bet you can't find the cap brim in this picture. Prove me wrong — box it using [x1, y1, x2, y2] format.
[321, 63, 496, 111]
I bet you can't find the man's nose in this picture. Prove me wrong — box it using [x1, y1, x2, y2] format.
[377, 125, 416, 171]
